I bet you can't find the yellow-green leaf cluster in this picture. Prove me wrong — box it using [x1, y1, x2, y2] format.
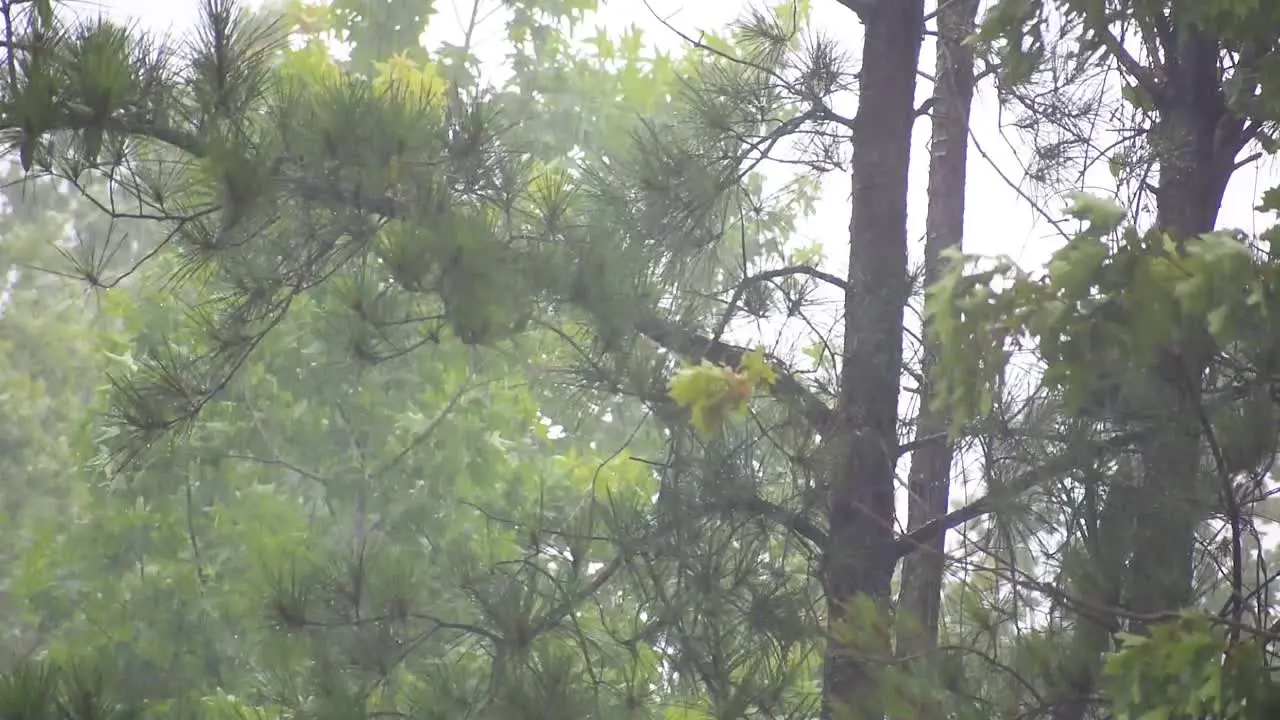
[668, 348, 776, 435]
[372, 52, 449, 112]
[277, 40, 343, 87]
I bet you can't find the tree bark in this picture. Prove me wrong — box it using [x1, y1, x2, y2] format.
[1127, 24, 1244, 630]
[824, 0, 924, 716]
[895, 3, 980, 714]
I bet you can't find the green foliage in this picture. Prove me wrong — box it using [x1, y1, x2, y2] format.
[0, 661, 148, 720]
[929, 192, 1280, 433]
[1103, 615, 1280, 720]
[11, 0, 1280, 717]
[0, 0, 839, 717]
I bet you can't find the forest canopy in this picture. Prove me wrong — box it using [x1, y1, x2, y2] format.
[0, 0, 1279, 718]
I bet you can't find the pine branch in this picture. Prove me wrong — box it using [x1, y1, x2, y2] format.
[0, 103, 208, 159]
[632, 311, 834, 432]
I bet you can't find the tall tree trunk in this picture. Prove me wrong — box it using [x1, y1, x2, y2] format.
[1127, 25, 1244, 629]
[895, 2, 981, 711]
[824, 0, 924, 716]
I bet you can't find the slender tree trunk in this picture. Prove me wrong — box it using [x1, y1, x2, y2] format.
[895, 2, 980, 711]
[824, 0, 924, 716]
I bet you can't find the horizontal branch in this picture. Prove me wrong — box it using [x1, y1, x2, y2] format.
[897, 431, 945, 457]
[891, 429, 1146, 560]
[891, 456, 1074, 559]
[734, 495, 827, 547]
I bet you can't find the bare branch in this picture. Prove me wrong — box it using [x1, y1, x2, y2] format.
[1094, 26, 1164, 104]
[711, 264, 848, 340]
